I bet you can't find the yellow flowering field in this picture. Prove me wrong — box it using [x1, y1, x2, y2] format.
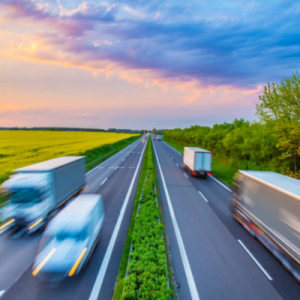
[0, 131, 139, 184]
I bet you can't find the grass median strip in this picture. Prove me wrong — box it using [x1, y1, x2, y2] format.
[113, 139, 173, 300]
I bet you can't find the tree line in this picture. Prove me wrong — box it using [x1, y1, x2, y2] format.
[0, 127, 144, 134]
[164, 72, 300, 178]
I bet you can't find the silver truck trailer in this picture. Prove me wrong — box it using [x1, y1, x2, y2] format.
[0, 156, 85, 231]
[183, 147, 212, 178]
[231, 171, 300, 281]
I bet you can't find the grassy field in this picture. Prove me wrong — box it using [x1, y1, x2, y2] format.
[162, 138, 237, 187]
[0, 131, 139, 185]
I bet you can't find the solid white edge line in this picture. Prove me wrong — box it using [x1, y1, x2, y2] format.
[238, 240, 273, 281]
[115, 166, 118, 170]
[153, 142, 200, 300]
[0, 291, 5, 297]
[198, 191, 208, 203]
[101, 178, 107, 185]
[88, 139, 147, 300]
[163, 141, 182, 156]
[86, 139, 140, 175]
[209, 175, 232, 192]
[184, 173, 188, 178]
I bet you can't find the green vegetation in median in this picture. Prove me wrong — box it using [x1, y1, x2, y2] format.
[113, 139, 172, 300]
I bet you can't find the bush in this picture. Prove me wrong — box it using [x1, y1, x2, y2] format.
[122, 141, 171, 300]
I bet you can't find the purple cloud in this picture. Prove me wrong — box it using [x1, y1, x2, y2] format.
[2, 0, 300, 88]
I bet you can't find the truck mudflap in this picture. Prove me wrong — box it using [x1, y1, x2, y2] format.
[232, 205, 300, 283]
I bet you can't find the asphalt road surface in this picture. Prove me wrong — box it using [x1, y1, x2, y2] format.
[0, 137, 147, 300]
[153, 137, 300, 300]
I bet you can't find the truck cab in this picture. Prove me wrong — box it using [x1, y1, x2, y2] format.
[1, 173, 52, 230]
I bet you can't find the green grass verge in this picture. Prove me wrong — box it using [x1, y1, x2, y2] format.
[162, 138, 183, 154]
[211, 157, 237, 187]
[163, 138, 236, 187]
[85, 135, 141, 172]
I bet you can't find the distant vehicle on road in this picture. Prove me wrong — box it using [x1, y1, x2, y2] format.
[157, 135, 162, 141]
[0, 156, 85, 232]
[32, 194, 105, 281]
[153, 137, 156, 140]
[183, 147, 212, 178]
[231, 171, 300, 282]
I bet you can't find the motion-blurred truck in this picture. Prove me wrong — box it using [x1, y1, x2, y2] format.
[231, 171, 300, 282]
[0, 157, 85, 232]
[183, 147, 212, 178]
[157, 135, 162, 141]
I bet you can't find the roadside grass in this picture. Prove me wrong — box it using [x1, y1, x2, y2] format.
[163, 138, 236, 187]
[211, 157, 237, 187]
[85, 136, 140, 172]
[162, 138, 184, 154]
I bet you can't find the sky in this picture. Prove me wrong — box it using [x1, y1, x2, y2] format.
[0, 0, 300, 129]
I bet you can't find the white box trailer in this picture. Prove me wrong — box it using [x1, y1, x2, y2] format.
[1, 156, 85, 231]
[183, 147, 212, 177]
[231, 171, 300, 281]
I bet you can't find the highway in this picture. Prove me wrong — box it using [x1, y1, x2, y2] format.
[152, 137, 300, 300]
[0, 137, 147, 300]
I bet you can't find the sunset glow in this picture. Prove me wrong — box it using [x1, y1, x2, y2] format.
[1, 0, 299, 129]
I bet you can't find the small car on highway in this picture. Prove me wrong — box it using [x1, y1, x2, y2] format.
[32, 194, 105, 281]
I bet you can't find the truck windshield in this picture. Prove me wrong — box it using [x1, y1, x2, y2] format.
[11, 188, 42, 204]
[56, 228, 88, 241]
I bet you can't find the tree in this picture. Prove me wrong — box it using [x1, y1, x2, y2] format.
[152, 127, 157, 134]
[256, 72, 300, 173]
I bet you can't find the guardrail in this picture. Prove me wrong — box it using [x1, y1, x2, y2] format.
[86, 149, 118, 168]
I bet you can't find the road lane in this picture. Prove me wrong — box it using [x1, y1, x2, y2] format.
[153, 138, 283, 300]
[0, 138, 146, 299]
[159, 140, 300, 300]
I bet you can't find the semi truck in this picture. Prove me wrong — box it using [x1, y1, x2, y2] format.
[231, 171, 300, 282]
[157, 135, 162, 141]
[0, 156, 85, 232]
[183, 147, 212, 178]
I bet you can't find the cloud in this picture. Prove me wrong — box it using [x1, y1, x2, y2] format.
[1, 0, 300, 103]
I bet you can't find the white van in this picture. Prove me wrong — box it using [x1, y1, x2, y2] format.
[32, 194, 105, 281]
